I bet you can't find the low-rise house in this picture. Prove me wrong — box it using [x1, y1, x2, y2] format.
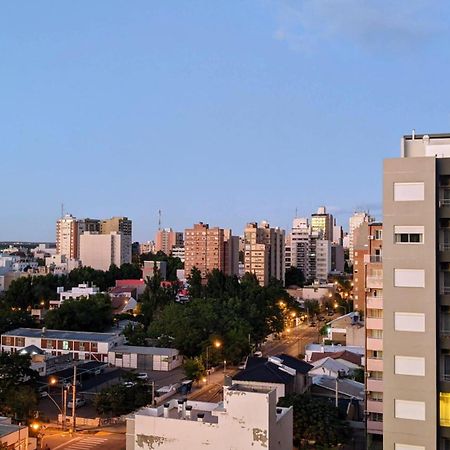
[304, 343, 364, 362]
[108, 345, 182, 371]
[308, 357, 352, 378]
[0, 417, 33, 450]
[1, 328, 124, 362]
[126, 384, 293, 450]
[309, 350, 362, 370]
[115, 279, 146, 297]
[233, 354, 312, 400]
[325, 312, 363, 344]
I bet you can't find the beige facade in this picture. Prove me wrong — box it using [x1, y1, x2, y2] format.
[244, 221, 285, 286]
[79, 232, 126, 271]
[154, 228, 183, 255]
[311, 206, 334, 241]
[184, 223, 238, 278]
[382, 133, 450, 450]
[56, 214, 78, 259]
[126, 384, 293, 450]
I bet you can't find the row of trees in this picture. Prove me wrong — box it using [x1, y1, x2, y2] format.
[126, 268, 297, 365]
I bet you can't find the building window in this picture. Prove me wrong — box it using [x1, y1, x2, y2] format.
[394, 312, 425, 332]
[395, 445, 425, 450]
[62, 341, 69, 350]
[441, 393, 450, 427]
[395, 233, 423, 244]
[394, 269, 425, 288]
[394, 399, 425, 421]
[115, 353, 122, 359]
[15, 337, 25, 347]
[394, 182, 425, 202]
[394, 356, 425, 377]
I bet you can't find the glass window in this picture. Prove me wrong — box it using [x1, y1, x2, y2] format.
[62, 341, 69, 350]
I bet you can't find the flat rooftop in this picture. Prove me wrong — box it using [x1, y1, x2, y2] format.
[2, 328, 119, 342]
[112, 345, 178, 357]
[0, 424, 26, 437]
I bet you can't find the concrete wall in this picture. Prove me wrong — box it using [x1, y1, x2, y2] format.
[383, 156, 437, 449]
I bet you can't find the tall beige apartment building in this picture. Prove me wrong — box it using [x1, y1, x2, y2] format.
[311, 206, 334, 241]
[184, 223, 238, 278]
[56, 214, 78, 259]
[383, 133, 450, 450]
[244, 221, 285, 286]
[99, 217, 132, 264]
[154, 228, 184, 255]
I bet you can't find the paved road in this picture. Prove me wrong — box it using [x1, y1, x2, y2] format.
[43, 431, 125, 450]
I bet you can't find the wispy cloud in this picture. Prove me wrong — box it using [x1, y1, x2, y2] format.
[271, 0, 442, 53]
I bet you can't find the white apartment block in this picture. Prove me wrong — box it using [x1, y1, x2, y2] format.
[126, 384, 293, 450]
[349, 212, 373, 262]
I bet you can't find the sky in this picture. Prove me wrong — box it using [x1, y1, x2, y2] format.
[1, 0, 450, 242]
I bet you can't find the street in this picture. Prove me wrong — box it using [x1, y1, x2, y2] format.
[42, 430, 125, 450]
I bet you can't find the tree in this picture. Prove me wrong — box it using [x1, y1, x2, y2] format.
[140, 251, 184, 281]
[44, 294, 113, 331]
[122, 322, 147, 346]
[183, 357, 205, 382]
[187, 267, 203, 298]
[0, 353, 38, 420]
[0, 309, 35, 335]
[285, 267, 305, 287]
[278, 394, 350, 448]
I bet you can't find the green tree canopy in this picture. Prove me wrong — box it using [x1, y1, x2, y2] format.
[44, 294, 113, 331]
[285, 266, 305, 287]
[278, 393, 350, 448]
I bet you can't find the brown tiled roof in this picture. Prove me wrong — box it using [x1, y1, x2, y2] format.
[309, 350, 362, 366]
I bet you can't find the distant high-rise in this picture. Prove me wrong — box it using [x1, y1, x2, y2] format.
[155, 228, 184, 255]
[100, 217, 132, 264]
[311, 206, 333, 241]
[349, 211, 373, 262]
[56, 214, 78, 259]
[184, 223, 238, 278]
[244, 221, 285, 286]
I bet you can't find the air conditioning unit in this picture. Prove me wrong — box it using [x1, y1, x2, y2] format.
[368, 235, 374, 240]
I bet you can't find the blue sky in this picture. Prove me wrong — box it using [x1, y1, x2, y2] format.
[1, 0, 450, 242]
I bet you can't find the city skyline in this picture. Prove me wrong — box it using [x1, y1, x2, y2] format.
[2, 1, 450, 241]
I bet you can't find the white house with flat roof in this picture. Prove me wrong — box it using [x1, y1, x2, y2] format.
[126, 384, 292, 450]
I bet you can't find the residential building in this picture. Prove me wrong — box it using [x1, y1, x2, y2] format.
[233, 354, 313, 400]
[142, 260, 167, 280]
[126, 384, 293, 450]
[311, 206, 334, 241]
[0, 417, 32, 450]
[56, 214, 78, 259]
[289, 218, 312, 279]
[315, 239, 331, 281]
[1, 328, 123, 362]
[184, 223, 238, 278]
[352, 222, 370, 311]
[108, 345, 182, 371]
[155, 228, 184, 255]
[77, 218, 100, 257]
[363, 222, 383, 445]
[244, 221, 285, 286]
[325, 312, 364, 345]
[79, 232, 128, 271]
[139, 241, 155, 254]
[100, 217, 132, 263]
[349, 211, 373, 262]
[331, 243, 345, 273]
[382, 133, 450, 449]
[171, 246, 185, 262]
[58, 283, 100, 302]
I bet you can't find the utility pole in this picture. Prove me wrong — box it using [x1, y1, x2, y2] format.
[71, 365, 77, 432]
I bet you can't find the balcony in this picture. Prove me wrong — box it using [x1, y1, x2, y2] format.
[441, 243, 450, 262]
[367, 358, 383, 372]
[367, 318, 383, 330]
[364, 255, 383, 264]
[367, 420, 383, 434]
[367, 338, 383, 351]
[366, 276, 383, 289]
[440, 197, 450, 218]
[366, 297, 383, 309]
[367, 400, 383, 414]
[367, 379, 383, 392]
[441, 332, 450, 350]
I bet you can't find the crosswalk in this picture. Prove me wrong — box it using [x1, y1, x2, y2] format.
[64, 437, 108, 450]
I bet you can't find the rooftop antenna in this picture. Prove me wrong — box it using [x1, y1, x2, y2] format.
[295, 207, 298, 218]
[158, 209, 162, 231]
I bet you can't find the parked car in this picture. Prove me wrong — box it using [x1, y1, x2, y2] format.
[39, 391, 48, 398]
[253, 351, 263, 358]
[123, 381, 136, 388]
[136, 373, 148, 380]
[67, 398, 86, 409]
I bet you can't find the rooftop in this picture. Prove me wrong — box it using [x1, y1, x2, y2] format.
[2, 328, 119, 342]
[312, 375, 364, 400]
[0, 424, 26, 438]
[112, 345, 179, 357]
[309, 350, 362, 366]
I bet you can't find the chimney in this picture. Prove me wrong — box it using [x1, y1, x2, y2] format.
[197, 413, 205, 422]
[186, 405, 192, 419]
[163, 403, 170, 418]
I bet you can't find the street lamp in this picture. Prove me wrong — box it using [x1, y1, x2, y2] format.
[205, 340, 221, 383]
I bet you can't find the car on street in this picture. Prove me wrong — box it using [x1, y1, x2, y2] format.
[253, 351, 263, 358]
[67, 398, 86, 409]
[123, 381, 136, 388]
[136, 373, 148, 380]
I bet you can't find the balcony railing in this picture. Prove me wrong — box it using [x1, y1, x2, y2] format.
[440, 198, 450, 207]
[442, 286, 450, 295]
[442, 373, 450, 382]
[369, 255, 382, 263]
[441, 243, 450, 252]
